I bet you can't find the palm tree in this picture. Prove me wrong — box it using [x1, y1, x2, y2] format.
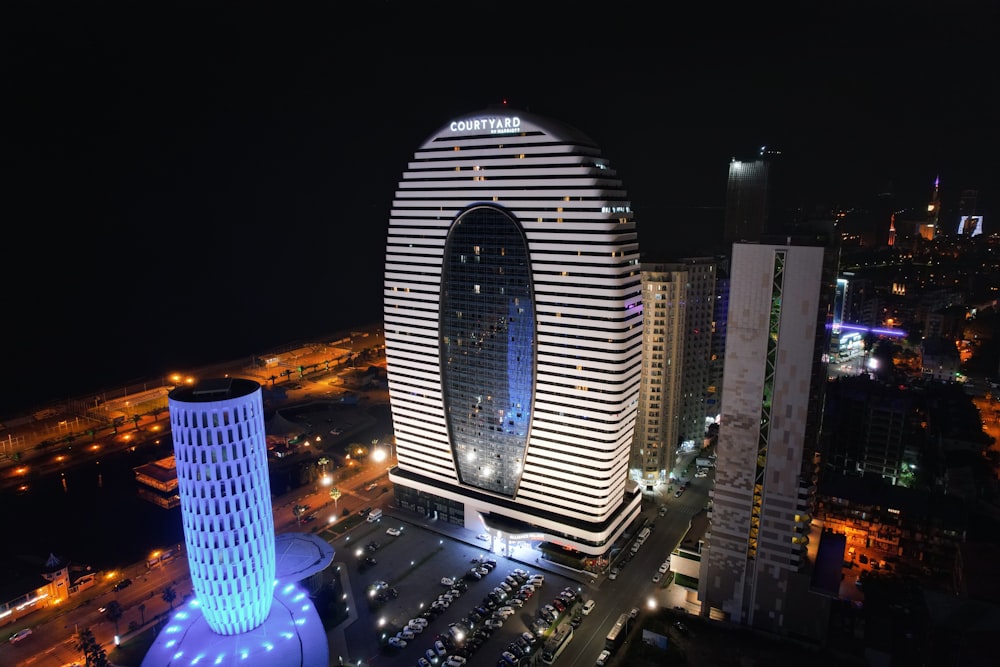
[74, 627, 110, 667]
[105, 600, 124, 636]
[162, 585, 177, 610]
[268, 374, 278, 387]
[131, 413, 142, 430]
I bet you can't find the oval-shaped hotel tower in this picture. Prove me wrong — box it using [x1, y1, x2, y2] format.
[385, 107, 643, 555]
[169, 378, 276, 634]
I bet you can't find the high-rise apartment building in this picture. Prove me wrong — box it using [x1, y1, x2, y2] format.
[634, 263, 687, 487]
[675, 258, 717, 446]
[142, 378, 330, 667]
[634, 258, 716, 487]
[384, 106, 644, 557]
[699, 239, 837, 642]
[722, 147, 782, 246]
[708, 260, 729, 422]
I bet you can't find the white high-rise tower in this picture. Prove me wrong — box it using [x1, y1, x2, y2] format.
[384, 106, 643, 557]
[699, 240, 835, 641]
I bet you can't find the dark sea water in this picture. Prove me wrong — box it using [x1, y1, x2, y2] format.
[9, 280, 385, 418]
[2, 440, 185, 571]
[2, 424, 325, 572]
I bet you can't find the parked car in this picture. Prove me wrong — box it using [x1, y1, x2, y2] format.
[596, 649, 612, 666]
[582, 599, 596, 615]
[387, 636, 406, 648]
[658, 561, 670, 573]
[608, 567, 619, 580]
[441, 577, 456, 586]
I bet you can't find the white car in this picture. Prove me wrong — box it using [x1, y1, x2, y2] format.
[582, 599, 596, 615]
[496, 606, 515, 618]
[596, 649, 611, 666]
[409, 617, 428, 628]
[652, 572, 663, 583]
[441, 577, 456, 586]
[406, 622, 424, 633]
[485, 618, 504, 630]
[387, 636, 406, 648]
[8, 628, 32, 644]
[658, 561, 670, 573]
[386, 527, 402, 536]
[397, 628, 415, 640]
[608, 567, 619, 580]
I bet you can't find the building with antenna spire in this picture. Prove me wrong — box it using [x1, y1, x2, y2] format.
[920, 175, 941, 240]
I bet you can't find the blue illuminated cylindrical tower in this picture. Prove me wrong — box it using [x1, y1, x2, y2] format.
[169, 378, 275, 635]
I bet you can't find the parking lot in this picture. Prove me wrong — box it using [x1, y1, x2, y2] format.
[324, 510, 590, 667]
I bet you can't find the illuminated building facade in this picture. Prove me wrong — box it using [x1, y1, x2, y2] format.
[633, 258, 716, 486]
[169, 378, 275, 633]
[921, 175, 941, 240]
[700, 240, 836, 641]
[142, 378, 329, 667]
[384, 106, 643, 556]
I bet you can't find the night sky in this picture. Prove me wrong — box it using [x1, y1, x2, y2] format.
[6, 3, 998, 415]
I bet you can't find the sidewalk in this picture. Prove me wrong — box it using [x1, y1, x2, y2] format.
[381, 505, 600, 590]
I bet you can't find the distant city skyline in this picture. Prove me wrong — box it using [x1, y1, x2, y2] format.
[7, 4, 997, 416]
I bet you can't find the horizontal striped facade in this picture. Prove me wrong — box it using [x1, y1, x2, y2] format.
[384, 108, 643, 553]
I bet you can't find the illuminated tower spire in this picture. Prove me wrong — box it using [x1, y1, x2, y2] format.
[923, 175, 941, 240]
[888, 213, 896, 247]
